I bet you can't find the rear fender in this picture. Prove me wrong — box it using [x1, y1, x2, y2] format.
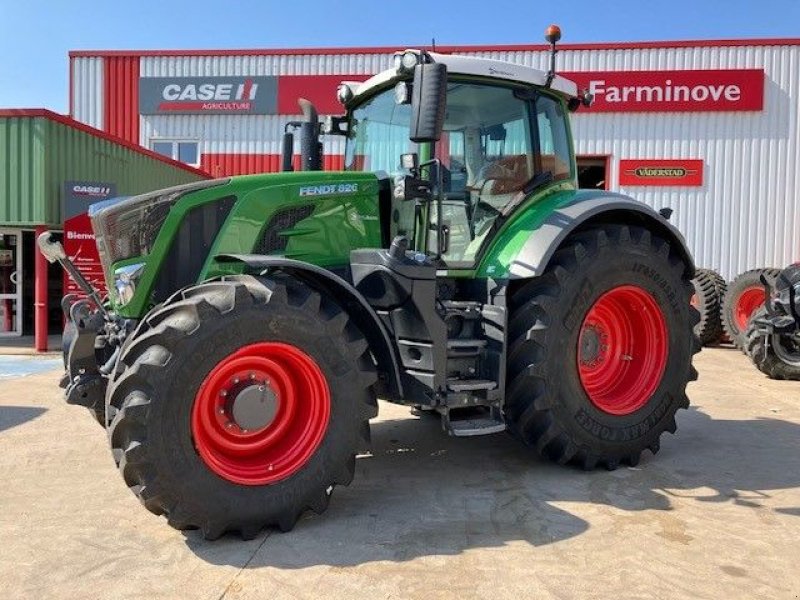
[477, 190, 695, 279]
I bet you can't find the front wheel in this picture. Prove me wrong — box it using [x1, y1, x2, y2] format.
[105, 275, 377, 539]
[505, 225, 700, 469]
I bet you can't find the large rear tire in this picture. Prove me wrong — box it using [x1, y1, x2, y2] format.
[505, 225, 700, 469]
[691, 268, 726, 346]
[105, 275, 377, 539]
[722, 268, 780, 351]
[745, 307, 800, 380]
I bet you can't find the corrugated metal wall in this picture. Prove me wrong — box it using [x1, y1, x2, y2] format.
[70, 43, 800, 278]
[70, 56, 103, 128]
[0, 117, 47, 226]
[103, 56, 140, 143]
[0, 115, 207, 227]
[43, 118, 206, 225]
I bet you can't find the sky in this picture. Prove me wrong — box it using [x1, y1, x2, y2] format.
[0, 0, 798, 112]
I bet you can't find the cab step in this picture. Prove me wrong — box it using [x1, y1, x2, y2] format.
[442, 406, 506, 437]
[446, 338, 487, 357]
[446, 378, 497, 393]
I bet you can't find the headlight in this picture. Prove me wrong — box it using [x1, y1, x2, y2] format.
[113, 263, 145, 306]
[394, 50, 420, 74]
[89, 179, 228, 288]
[337, 83, 354, 105]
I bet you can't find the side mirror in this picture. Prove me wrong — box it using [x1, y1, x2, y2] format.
[409, 63, 447, 143]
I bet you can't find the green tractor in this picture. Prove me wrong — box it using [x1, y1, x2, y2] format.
[40, 27, 699, 539]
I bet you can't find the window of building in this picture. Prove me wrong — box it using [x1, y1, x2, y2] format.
[151, 140, 200, 166]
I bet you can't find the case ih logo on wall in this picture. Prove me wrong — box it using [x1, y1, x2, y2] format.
[564, 69, 764, 112]
[139, 76, 278, 115]
[619, 159, 704, 186]
[71, 184, 113, 197]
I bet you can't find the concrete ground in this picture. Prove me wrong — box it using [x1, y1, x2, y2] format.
[0, 348, 798, 600]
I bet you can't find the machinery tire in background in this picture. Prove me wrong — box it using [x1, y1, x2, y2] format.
[105, 275, 377, 539]
[722, 268, 781, 351]
[745, 313, 800, 381]
[505, 224, 700, 470]
[691, 268, 726, 346]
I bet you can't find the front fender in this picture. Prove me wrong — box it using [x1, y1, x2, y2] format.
[477, 189, 694, 279]
[216, 254, 403, 400]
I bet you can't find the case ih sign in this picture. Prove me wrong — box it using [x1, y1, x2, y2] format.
[139, 76, 278, 115]
[564, 69, 764, 112]
[619, 159, 704, 186]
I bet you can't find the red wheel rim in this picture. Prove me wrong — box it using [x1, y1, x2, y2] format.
[577, 285, 669, 416]
[734, 287, 766, 331]
[191, 342, 330, 485]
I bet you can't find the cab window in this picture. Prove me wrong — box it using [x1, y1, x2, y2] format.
[431, 82, 535, 264]
[535, 94, 571, 182]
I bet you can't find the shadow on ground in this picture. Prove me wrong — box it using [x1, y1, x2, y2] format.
[184, 406, 800, 568]
[0, 406, 47, 433]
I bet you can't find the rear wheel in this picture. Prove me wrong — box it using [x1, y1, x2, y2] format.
[722, 269, 781, 351]
[691, 268, 726, 346]
[105, 275, 377, 539]
[745, 307, 800, 380]
[505, 225, 699, 469]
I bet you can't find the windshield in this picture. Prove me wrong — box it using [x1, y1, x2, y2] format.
[344, 88, 416, 177]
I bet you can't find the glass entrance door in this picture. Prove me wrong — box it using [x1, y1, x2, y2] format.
[0, 230, 22, 336]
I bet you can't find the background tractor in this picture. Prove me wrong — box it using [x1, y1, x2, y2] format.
[40, 26, 700, 540]
[746, 264, 800, 380]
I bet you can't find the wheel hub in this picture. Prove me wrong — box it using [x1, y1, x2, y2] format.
[579, 325, 607, 366]
[229, 383, 280, 432]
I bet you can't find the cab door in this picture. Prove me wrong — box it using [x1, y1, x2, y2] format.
[0, 230, 22, 337]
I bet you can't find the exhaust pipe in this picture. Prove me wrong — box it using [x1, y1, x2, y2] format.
[298, 98, 323, 171]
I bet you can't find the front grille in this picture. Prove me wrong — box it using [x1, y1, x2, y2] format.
[151, 195, 236, 302]
[253, 206, 314, 255]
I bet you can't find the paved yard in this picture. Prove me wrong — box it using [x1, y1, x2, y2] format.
[0, 348, 798, 599]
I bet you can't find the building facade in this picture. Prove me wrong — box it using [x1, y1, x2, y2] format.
[69, 39, 800, 280]
[0, 109, 208, 344]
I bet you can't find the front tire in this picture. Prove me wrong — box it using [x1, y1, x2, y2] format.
[105, 275, 377, 539]
[505, 225, 700, 469]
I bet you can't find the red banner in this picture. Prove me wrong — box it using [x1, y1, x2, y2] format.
[619, 159, 704, 186]
[63, 214, 107, 298]
[277, 75, 369, 115]
[564, 69, 764, 113]
[62, 181, 114, 298]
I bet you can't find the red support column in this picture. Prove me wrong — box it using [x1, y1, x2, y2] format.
[34, 225, 49, 352]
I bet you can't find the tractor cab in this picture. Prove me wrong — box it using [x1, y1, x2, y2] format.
[304, 45, 584, 272]
[340, 56, 576, 268]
